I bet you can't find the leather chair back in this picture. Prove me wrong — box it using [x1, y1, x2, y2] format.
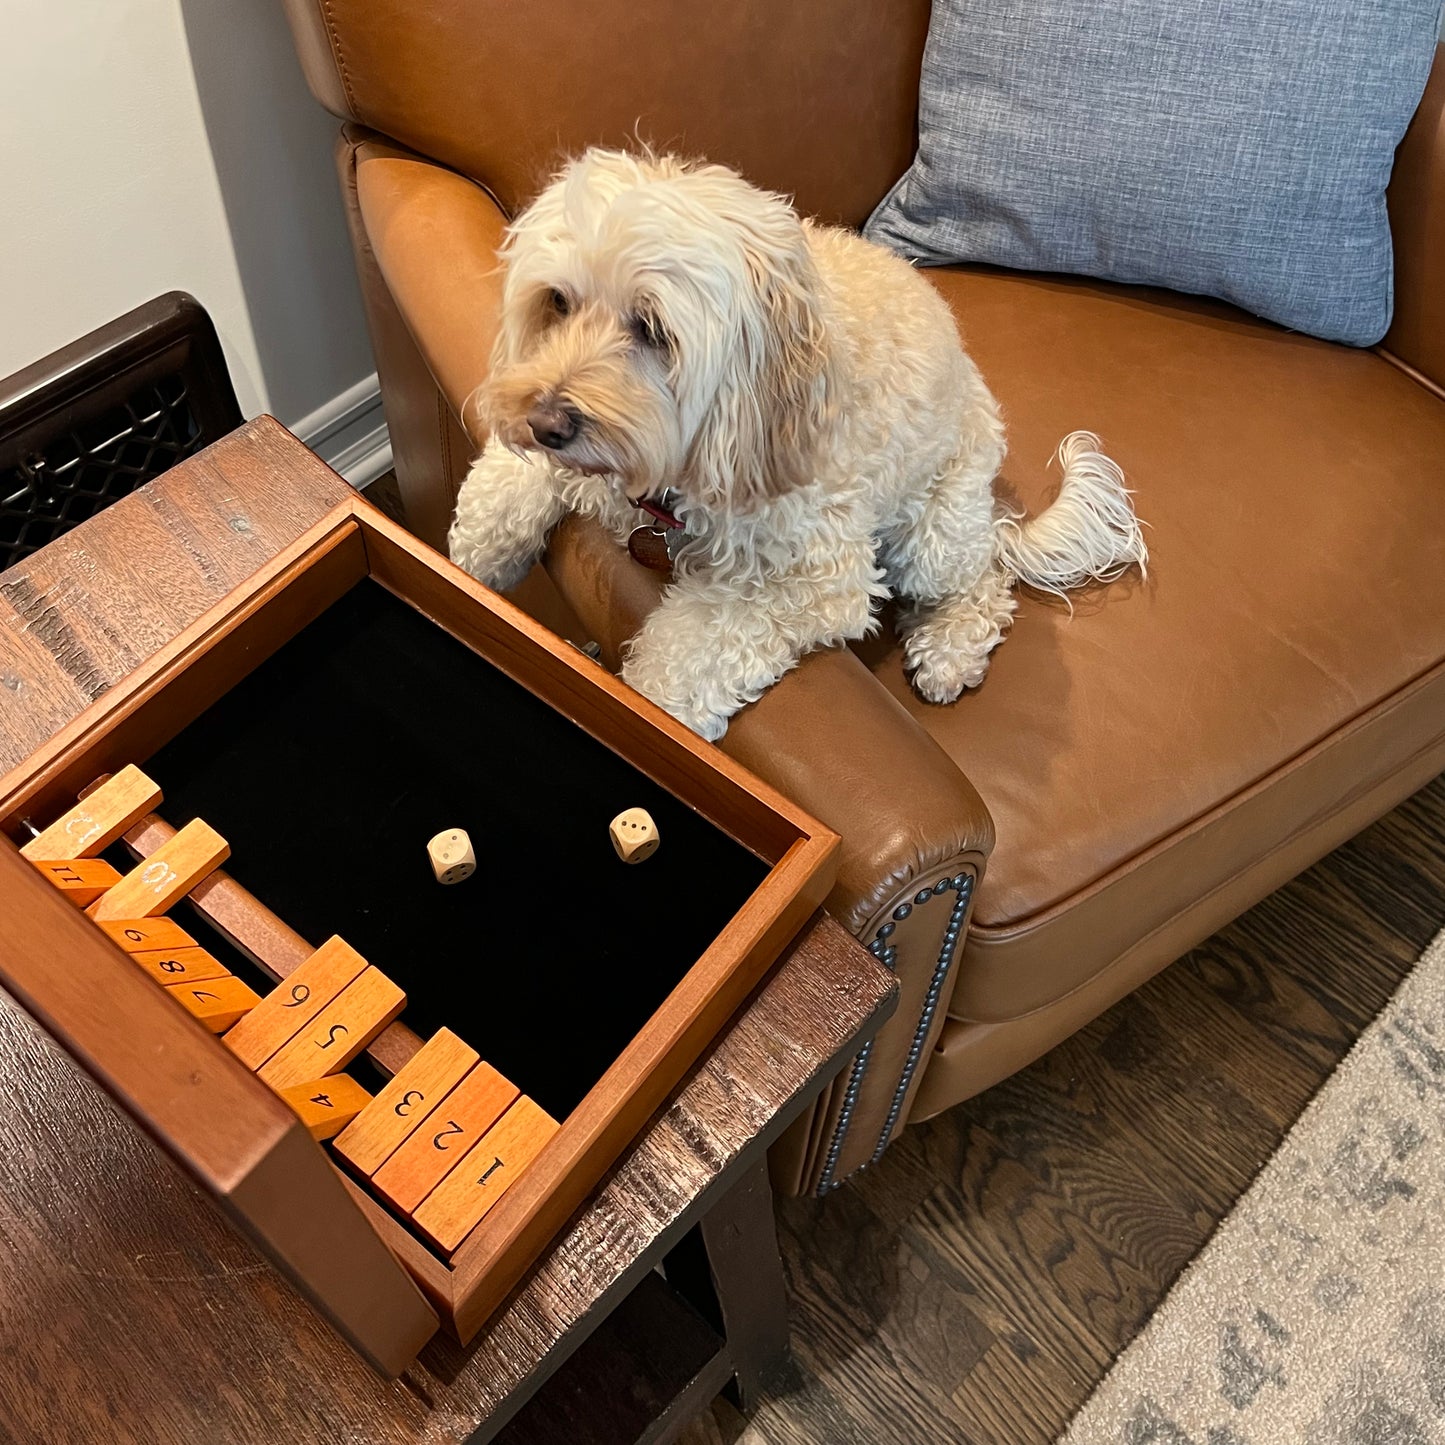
[284, 0, 932, 226]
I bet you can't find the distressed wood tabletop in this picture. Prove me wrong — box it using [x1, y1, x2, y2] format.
[0, 417, 895, 1445]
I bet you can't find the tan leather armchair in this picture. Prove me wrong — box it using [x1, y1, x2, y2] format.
[283, 0, 1445, 1194]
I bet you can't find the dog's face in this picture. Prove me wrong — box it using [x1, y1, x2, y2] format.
[476, 149, 834, 512]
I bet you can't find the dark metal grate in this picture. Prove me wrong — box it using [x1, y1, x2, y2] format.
[1, 375, 201, 564]
[0, 292, 242, 574]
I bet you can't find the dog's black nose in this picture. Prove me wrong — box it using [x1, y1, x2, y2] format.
[527, 402, 579, 450]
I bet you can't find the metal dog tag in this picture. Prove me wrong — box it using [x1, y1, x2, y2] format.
[627, 524, 677, 573]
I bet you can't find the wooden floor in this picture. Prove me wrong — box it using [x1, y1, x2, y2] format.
[683, 773, 1445, 1445]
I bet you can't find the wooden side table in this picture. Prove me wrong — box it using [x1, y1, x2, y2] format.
[0, 418, 896, 1445]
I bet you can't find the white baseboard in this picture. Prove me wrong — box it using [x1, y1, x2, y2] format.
[290, 374, 392, 488]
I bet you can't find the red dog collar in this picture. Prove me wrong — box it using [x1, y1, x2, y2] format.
[630, 494, 684, 530]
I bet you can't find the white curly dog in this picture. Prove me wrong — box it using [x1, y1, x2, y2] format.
[449, 149, 1146, 741]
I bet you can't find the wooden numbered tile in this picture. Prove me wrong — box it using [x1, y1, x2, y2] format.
[87, 818, 230, 922]
[411, 1096, 560, 1254]
[96, 917, 197, 954]
[277, 1074, 373, 1142]
[370, 1062, 518, 1215]
[129, 946, 230, 986]
[167, 975, 262, 1033]
[26, 858, 123, 907]
[221, 936, 369, 1069]
[20, 766, 162, 861]
[256, 968, 405, 1090]
[334, 1027, 480, 1177]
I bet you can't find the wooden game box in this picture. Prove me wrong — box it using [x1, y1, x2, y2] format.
[0, 494, 839, 1376]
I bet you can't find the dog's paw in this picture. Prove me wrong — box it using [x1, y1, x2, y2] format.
[650, 696, 730, 742]
[900, 580, 1015, 704]
[904, 626, 993, 704]
[620, 656, 732, 742]
[685, 709, 729, 743]
[641, 684, 731, 740]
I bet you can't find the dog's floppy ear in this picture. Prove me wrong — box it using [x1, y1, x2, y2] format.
[688, 208, 835, 510]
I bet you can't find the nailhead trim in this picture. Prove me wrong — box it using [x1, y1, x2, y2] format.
[816, 872, 974, 1195]
[814, 1039, 874, 1194]
[867, 875, 972, 1167]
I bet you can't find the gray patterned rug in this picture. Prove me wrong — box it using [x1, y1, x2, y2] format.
[1062, 926, 1445, 1445]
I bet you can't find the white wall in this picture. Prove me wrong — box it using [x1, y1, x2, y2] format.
[176, 0, 379, 445]
[2, 0, 383, 476]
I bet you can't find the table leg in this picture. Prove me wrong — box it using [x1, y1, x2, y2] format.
[497, 1157, 790, 1444]
[665, 1156, 790, 1413]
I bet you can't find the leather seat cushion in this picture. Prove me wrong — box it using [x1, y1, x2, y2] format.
[859, 269, 1445, 1021]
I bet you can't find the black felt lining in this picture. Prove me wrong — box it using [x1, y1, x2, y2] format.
[146, 580, 767, 1121]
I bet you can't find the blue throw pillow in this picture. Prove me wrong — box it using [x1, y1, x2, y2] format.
[865, 0, 1442, 345]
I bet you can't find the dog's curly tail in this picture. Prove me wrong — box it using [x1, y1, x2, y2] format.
[993, 431, 1148, 599]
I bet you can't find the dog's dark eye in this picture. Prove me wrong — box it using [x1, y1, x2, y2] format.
[630, 311, 671, 352]
[547, 288, 571, 317]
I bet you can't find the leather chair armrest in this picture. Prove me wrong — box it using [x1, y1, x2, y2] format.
[353, 135, 507, 438]
[546, 514, 995, 1192]
[336, 129, 473, 547]
[343, 131, 586, 638]
[1384, 44, 1445, 394]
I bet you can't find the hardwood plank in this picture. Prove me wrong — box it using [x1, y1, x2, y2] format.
[950, 1336, 1099, 1445]
[701, 1368, 878, 1445]
[771, 1182, 995, 1443]
[906, 1141, 1157, 1375]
